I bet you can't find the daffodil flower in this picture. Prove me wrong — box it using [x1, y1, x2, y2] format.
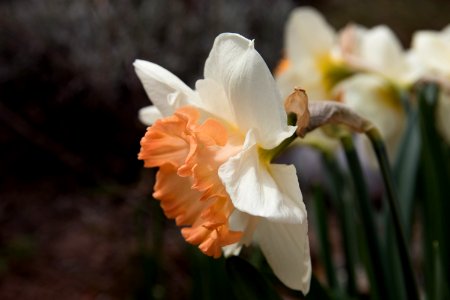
[275, 7, 348, 101]
[274, 7, 350, 151]
[276, 7, 413, 161]
[333, 74, 406, 164]
[412, 25, 450, 144]
[339, 24, 419, 86]
[135, 33, 311, 293]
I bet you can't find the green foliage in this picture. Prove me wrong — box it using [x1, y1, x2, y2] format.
[226, 256, 282, 300]
[418, 82, 450, 300]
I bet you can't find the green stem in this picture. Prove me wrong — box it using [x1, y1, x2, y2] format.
[392, 98, 421, 238]
[382, 91, 419, 300]
[366, 128, 419, 300]
[417, 82, 450, 299]
[260, 113, 298, 163]
[340, 135, 390, 300]
[312, 185, 338, 290]
[321, 153, 357, 296]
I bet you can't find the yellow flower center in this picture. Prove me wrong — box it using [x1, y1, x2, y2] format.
[316, 54, 354, 93]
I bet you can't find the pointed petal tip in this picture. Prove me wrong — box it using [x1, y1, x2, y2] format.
[214, 32, 254, 51]
[249, 39, 255, 49]
[133, 59, 149, 69]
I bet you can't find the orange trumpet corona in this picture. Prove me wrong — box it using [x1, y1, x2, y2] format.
[138, 106, 243, 258]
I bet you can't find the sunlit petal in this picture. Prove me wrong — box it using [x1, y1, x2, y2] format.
[204, 33, 295, 149]
[219, 130, 306, 223]
[139, 105, 163, 125]
[254, 218, 311, 293]
[134, 59, 198, 117]
[286, 7, 335, 66]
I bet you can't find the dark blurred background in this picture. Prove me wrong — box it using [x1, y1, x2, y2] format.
[0, 0, 448, 299]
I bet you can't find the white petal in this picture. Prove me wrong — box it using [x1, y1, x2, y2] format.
[254, 218, 311, 293]
[138, 105, 163, 125]
[218, 130, 306, 223]
[443, 25, 450, 37]
[195, 78, 237, 126]
[412, 29, 450, 76]
[276, 65, 328, 100]
[285, 7, 335, 66]
[133, 59, 198, 117]
[204, 33, 295, 149]
[222, 243, 242, 257]
[333, 74, 406, 162]
[358, 26, 407, 80]
[223, 211, 259, 257]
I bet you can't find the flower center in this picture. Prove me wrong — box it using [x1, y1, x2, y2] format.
[138, 106, 243, 258]
[316, 54, 354, 93]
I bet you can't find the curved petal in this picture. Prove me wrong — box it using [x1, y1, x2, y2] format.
[285, 7, 335, 66]
[139, 105, 163, 125]
[222, 210, 259, 257]
[334, 74, 405, 162]
[276, 65, 328, 100]
[195, 78, 237, 126]
[154, 165, 207, 226]
[138, 107, 200, 168]
[412, 29, 450, 76]
[134, 59, 198, 117]
[204, 33, 295, 149]
[358, 26, 407, 80]
[254, 218, 311, 293]
[218, 130, 306, 223]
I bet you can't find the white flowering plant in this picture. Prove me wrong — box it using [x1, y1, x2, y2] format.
[135, 7, 450, 300]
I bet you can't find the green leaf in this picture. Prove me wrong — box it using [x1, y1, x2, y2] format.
[321, 153, 357, 296]
[312, 185, 338, 290]
[392, 97, 421, 238]
[432, 241, 450, 300]
[417, 82, 450, 299]
[382, 94, 421, 300]
[341, 135, 391, 300]
[226, 256, 282, 300]
[190, 250, 234, 300]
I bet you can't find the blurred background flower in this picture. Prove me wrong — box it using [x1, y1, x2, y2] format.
[1, 0, 450, 299]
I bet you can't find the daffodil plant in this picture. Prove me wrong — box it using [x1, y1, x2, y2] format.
[133, 10, 450, 299]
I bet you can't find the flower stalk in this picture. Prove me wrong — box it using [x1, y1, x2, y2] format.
[290, 89, 419, 299]
[340, 134, 391, 300]
[366, 127, 420, 300]
[321, 152, 357, 296]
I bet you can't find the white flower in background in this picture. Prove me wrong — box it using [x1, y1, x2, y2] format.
[333, 74, 406, 164]
[275, 7, 351, 101]
[274, 7, 352, 151]
[339, 24, 419, 85]
[412, 25, 450, 80]
[136, 33, 311, 293]
[412, 25, 450, 144]
[333, 25, 416, 162]
[276, 7, 411, 160]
